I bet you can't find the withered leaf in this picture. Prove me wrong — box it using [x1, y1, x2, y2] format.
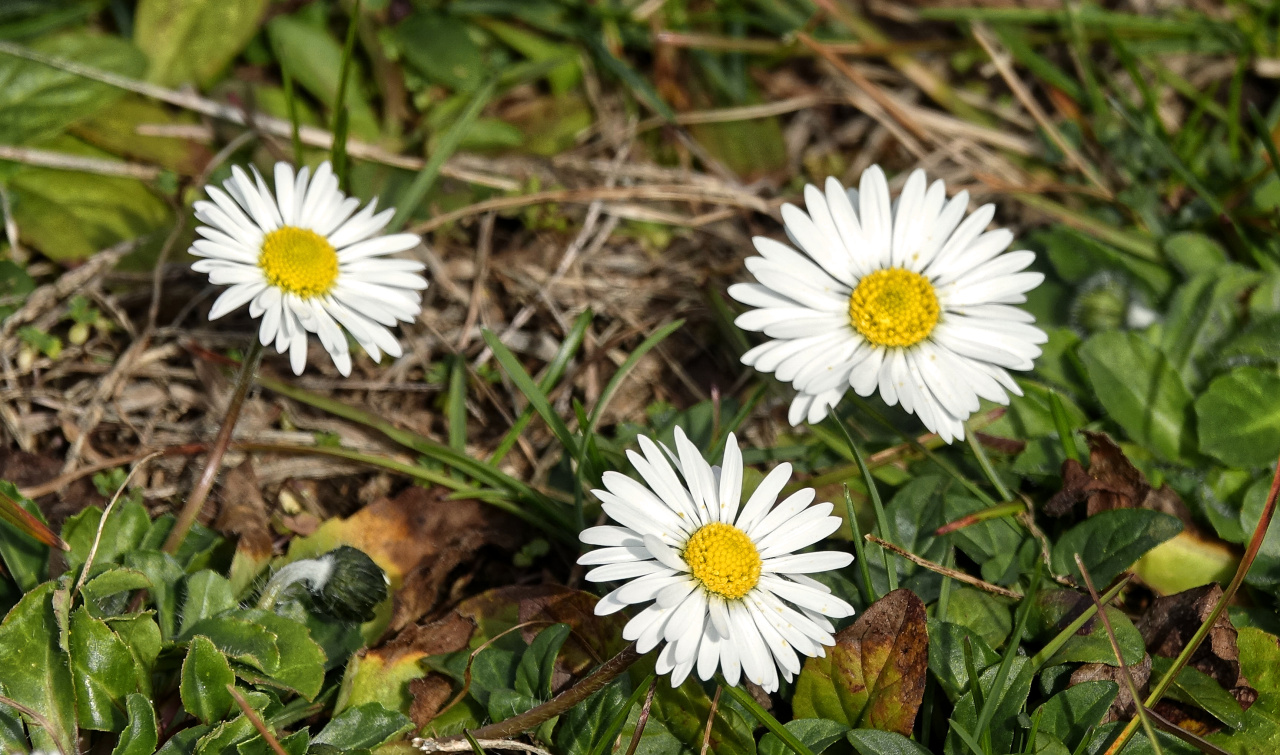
[1044, 432, 1198, 529]
[214, 460, 272, 565]
[1069, 654, 1152, 724]
[517, 585, 630, 676]
[826, 589, 929, 735]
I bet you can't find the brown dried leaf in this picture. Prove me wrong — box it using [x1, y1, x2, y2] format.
[408, 675, 455, 727]
[1044, 433, 1198, 528]
[830, 588, 929, 735]
[214, 460, 272, 563]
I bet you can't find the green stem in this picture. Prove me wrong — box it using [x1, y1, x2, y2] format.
[163, 338, 264, 553]
[966, 425, 1012, 502]
[721, 684, 815, 755]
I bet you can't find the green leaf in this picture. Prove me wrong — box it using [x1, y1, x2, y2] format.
[1032, 591, 1145, 668]
[157, 724, 212, 755]
[111, 694, 158, 755]
[108, 614, 162, 693]
[1159, 267, 1258, 386]
[1162, 232, 1228, 277]
[124, 550, 188, 640]
[81, 568, 152, 618]
[926, 620, 1000, 701]
[1213, 313, 1280, 372]
[8, 136, 172, 262]
[0, 481, 52, 591]
[265, 14, 378, 140]
[177, 571, 236, 639]
[63, 499, 152, 573]
[232, 610, 324, 701]
[483, 329, 579, 457]
[944, 657, 1034, 755]
[312, 702, 412, 750]
[628, 655, 756, 755]
[133, 0, 267, 87]
[1151, 656, 1246, 730]
[845, 730, 930, 755]
[760, 719, 851, 755]
[487, 687, 540, 723]
[1195, 367, 1280, 468]
[0, 31, 145, 144]
[944, 587, 1013, 650]
[192, 714, 258, 755]
[1206, 628, 1280, 752]
[1051, 508, 1183, 586]
[0, 581, 77, 755]
[1078, 330, 1197, 463]
[516, 623, 571, 701]
[395, 11, 485, 92]
[181, 616, 281, 674]
[181, 635, 235, 725]
[70, 606, 142, 731]
[556, 676, 633, 755]
[1033, 680, 1117, 752]
[476, 17, 579, 93]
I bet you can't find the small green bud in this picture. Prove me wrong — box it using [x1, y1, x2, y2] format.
[68, 322, 90, 345]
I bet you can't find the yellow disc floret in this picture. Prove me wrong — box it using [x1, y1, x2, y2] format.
[683, 522, 762, 600]
[848, 268, 940, 347]
[258, 226, 339, 299]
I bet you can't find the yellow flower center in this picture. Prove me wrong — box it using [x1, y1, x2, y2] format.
[682, 522, 761, 600]
[848, 268, 940, 348]
[258, 226, 339, 299]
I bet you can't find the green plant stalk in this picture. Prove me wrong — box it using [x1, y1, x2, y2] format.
[330, 0, 362, 187]
[1047, 390, 1080, 463]
[1009, 193, 1160, 262]
[448, 356, 468, 454]
[463, 731, 488, 755]
[965, 425, 1013, 502]
[973, 566, 1042, 738]
[586, 319, 685, 435]
[843, 484, 876, 605]
[720, 683, 817, 755]
[163, 338, 264, 553]
[1104, 456, 1280, 755]
[483, 329, 580, 457]
[389, 77, 497, 232]
[1248, 103, 1280, 184]
[949, 718, 989, 755]
[831, 417, 896, 590]
[1027, 576, 1130, 671]
[281, 63, 303, 167]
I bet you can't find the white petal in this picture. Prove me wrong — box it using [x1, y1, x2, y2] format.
[208, 281, 266, 320]
[733, 462, 791, 534]
[762, 551, 853, 574]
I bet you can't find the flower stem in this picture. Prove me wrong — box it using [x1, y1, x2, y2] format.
[162, 338, 264, 553]
[420, 642, 640, 746]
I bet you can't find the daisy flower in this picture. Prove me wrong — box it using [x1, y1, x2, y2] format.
[728, 165, 1047, 442]
[190, 161, 427, 376]
[579, 427, 854, 693]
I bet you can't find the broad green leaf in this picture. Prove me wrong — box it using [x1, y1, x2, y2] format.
[475, 17, 579, 93]
[555, 676, 632, 755]
[0, 481, 51, 591]
[134, 0, 268, 87]
[265, 14, 378, 140]
[70, 96, 212, 175]
[0, 31, 144, 144]
[943, 587, 1012, 650]
[82, 568, 152, 618]
[1051, 508, 1183, 586]
[107, 614, 162, 693]
[181, 635, 235, 725]
[1151, 656, 1245, 730]
[1078, 330, 1197, 464]
[488, 687, 540, 723]
[926, 620, 1000, 701]
[8, 136, 172, 262]
[516, 623, 571, 701]
[192, 715, 259, 755]
[69, 606, 142, 731]
[1207, 629, 1280, 753]
[943, 493, 1024, 577]
[395, 11, 485, 92]
[759, 719, 850, 755]
[1196, 367, 1280, 468]
[1032, 590, 1145, 668]
[156, 724, 212, 755]
[63, 499, 152, 573]
[111, 694, 158, 755]
[1241, 478, 1280, 590]
[181, 616, 281, 674]
[0, 582, 78, 755]
[943, 657, 1034, 755]
[1159, 267, 1258, 386]
[233, 609, 324, 701]
[846, 729, 930, 755]
[1162, 232, 1228, 277]
[1212, 313, 1280, 372]
[1033, 680, 1117, 751]
[177, 571, 236, 639]
[312, 702, 412, 750]
[793, 589, 928, 735]
[123, 550, 186, 640]
[627, 654, 756, 755]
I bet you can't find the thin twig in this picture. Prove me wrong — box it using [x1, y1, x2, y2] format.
[0, 693, 69, 755]
[865, 534, 1022, 599]
[623, 677, 658, 755]
[0, 144, 163, 179]
[415, 741, 552, 755]
[700, 686, 722, 755]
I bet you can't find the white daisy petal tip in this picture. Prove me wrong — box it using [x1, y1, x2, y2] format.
[733, 164, 1045, 441]
[189, 160, 426, 375]
[580, 427, 854, 690]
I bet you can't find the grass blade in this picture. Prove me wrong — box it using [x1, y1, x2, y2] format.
[483, 328, 579, 458]
[331, 0, 362, 187]
[448, 356, 468, 454]
[829, 416, 897, 591]
[721, 684, 816, 755]
[843, 483, 877, 605]
[586, 319, 684, 435]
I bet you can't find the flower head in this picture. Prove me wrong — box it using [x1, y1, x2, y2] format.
[579, 428, 854, 692]
[729, 166, 1047, 442]
[190, 161, 428, 375]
